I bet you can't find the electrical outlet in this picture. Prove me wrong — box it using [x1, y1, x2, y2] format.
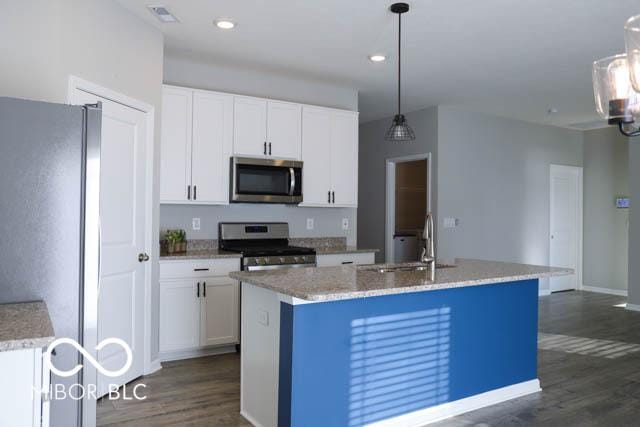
[306, 218, 314, 230]
[342, 218, 349, 230]
[444, 217, 458, 229]
[192, 218, 201, 231]
[257, 309, 269, 326]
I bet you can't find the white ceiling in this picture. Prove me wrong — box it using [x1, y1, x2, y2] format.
[118, 0, 639, 127]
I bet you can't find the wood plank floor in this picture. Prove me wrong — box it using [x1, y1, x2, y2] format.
[98, 291, 640, 426]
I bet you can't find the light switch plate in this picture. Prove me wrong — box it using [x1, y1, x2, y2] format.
[257, 309, 269, 326]
[342, 218, 349, 230]
[306, 218, 314, 230]
[192, 218, 201, 231]
[444, 217, 458, 228]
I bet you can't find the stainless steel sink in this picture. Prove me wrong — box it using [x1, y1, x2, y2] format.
[358, 263, 456, 273]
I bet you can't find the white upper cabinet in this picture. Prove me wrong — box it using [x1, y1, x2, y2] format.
[233, 96, 268, 157]
[160, 85, 233, 205]
[301, 106, 358, 207]
[160, 86, 192, 203]
[301, 107, 332, 205]
[267, 101, 302, 159]
[192, 91, 233, 204]
[233, 97, 302, 159]
[330, 110, 359, 206]
[160, 85, 357, 206]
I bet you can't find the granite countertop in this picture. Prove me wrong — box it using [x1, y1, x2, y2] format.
[229, 259, 573, 302]
[0, 301, 55, 352]
[314, 246, 380, 255]
[159, 249, 242, 260]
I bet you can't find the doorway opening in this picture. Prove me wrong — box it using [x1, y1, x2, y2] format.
[385, 154, 432, 263]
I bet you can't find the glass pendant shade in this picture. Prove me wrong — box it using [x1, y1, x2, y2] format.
[592, 54, 640, 122]
[385, 114, 415, 141]
[625, 15, 640, 92]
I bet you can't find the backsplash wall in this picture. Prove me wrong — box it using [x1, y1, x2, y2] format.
[160, 204, 357, 246]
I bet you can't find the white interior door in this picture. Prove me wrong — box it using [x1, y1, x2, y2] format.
[74, 90, 147, 396]
[550, 165, 582, 292]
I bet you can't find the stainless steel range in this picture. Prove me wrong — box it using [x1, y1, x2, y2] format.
[219, 222, 316, 271]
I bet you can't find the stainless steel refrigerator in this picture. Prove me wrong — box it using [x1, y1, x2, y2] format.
[0, 97, 101, 427]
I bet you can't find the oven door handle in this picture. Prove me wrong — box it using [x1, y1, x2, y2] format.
[289, 167, 296, 196]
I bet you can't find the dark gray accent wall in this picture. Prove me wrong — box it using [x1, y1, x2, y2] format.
[358, 107, 438, 263]
[583, 128, 629, 292]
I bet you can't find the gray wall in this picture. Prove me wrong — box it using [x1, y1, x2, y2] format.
[583, 128, 629, 292]
[161, 204, 357, 245]
[628, 142, 640, 306]
[436, 107, 582, 293]
[358, 107, 439, 262]
[162, 53, 360, 245]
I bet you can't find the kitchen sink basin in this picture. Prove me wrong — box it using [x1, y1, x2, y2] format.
[358, 263, 456, 273]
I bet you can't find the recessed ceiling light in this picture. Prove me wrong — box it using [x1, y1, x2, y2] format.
[369, 54, 386, 62]
[215, 19, 236, 30]
[147, 5, 178, 23]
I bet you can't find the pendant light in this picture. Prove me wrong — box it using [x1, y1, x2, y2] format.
[385, 2, 415, 142]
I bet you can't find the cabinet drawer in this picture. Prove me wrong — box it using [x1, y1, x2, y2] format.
[316, 252, 375, 267]
[160, 258, 241, 280]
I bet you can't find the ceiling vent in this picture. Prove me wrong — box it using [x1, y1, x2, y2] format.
[147, 5, 178, 23]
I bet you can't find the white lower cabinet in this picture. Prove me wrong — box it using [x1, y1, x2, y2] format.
[159, 258, 240, 359]
[316, 252, 376, 267]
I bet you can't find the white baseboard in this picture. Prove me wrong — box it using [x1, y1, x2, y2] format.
[240, 410, 265, 427]
[366, 379, 541, 427]
[582, 286, 628, 297]
[626, 303, 640, 312]
[144, 359, 162, 375]
[159, 344, 237, 362]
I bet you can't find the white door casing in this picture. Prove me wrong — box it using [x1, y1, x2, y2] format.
[550, 165, 583, 292]
[73, 90, 147, 396]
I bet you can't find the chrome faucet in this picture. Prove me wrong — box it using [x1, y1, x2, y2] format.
[420, 212, 436, 280]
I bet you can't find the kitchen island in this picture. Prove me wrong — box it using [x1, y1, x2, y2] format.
[230, 259, 571, 427]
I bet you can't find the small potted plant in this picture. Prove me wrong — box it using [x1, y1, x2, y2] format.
[165, 229, 187, 254]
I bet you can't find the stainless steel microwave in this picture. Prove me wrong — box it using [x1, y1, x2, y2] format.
[230, 157, 303, 204]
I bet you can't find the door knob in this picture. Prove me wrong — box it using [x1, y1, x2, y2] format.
[138, 253, 150, 262]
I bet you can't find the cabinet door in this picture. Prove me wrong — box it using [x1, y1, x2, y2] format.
[160, 86, 192, 203]
[330, 111, 359, 207]
[192, 91, 233, 204]
[233, 96, 267, 157]
[301, 106, 332, 206]
[200, 278, 240, 347]
[267, 101, 301, 159]
[159, 280, 200, 352]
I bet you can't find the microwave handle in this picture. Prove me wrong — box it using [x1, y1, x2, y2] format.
[289, 167, 296, 196]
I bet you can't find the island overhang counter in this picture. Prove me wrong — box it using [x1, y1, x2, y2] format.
[230, 259, 571, 427]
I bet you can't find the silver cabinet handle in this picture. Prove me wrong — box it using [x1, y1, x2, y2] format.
[138, 253, 149, 262]
[289, 167, 296, 196]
